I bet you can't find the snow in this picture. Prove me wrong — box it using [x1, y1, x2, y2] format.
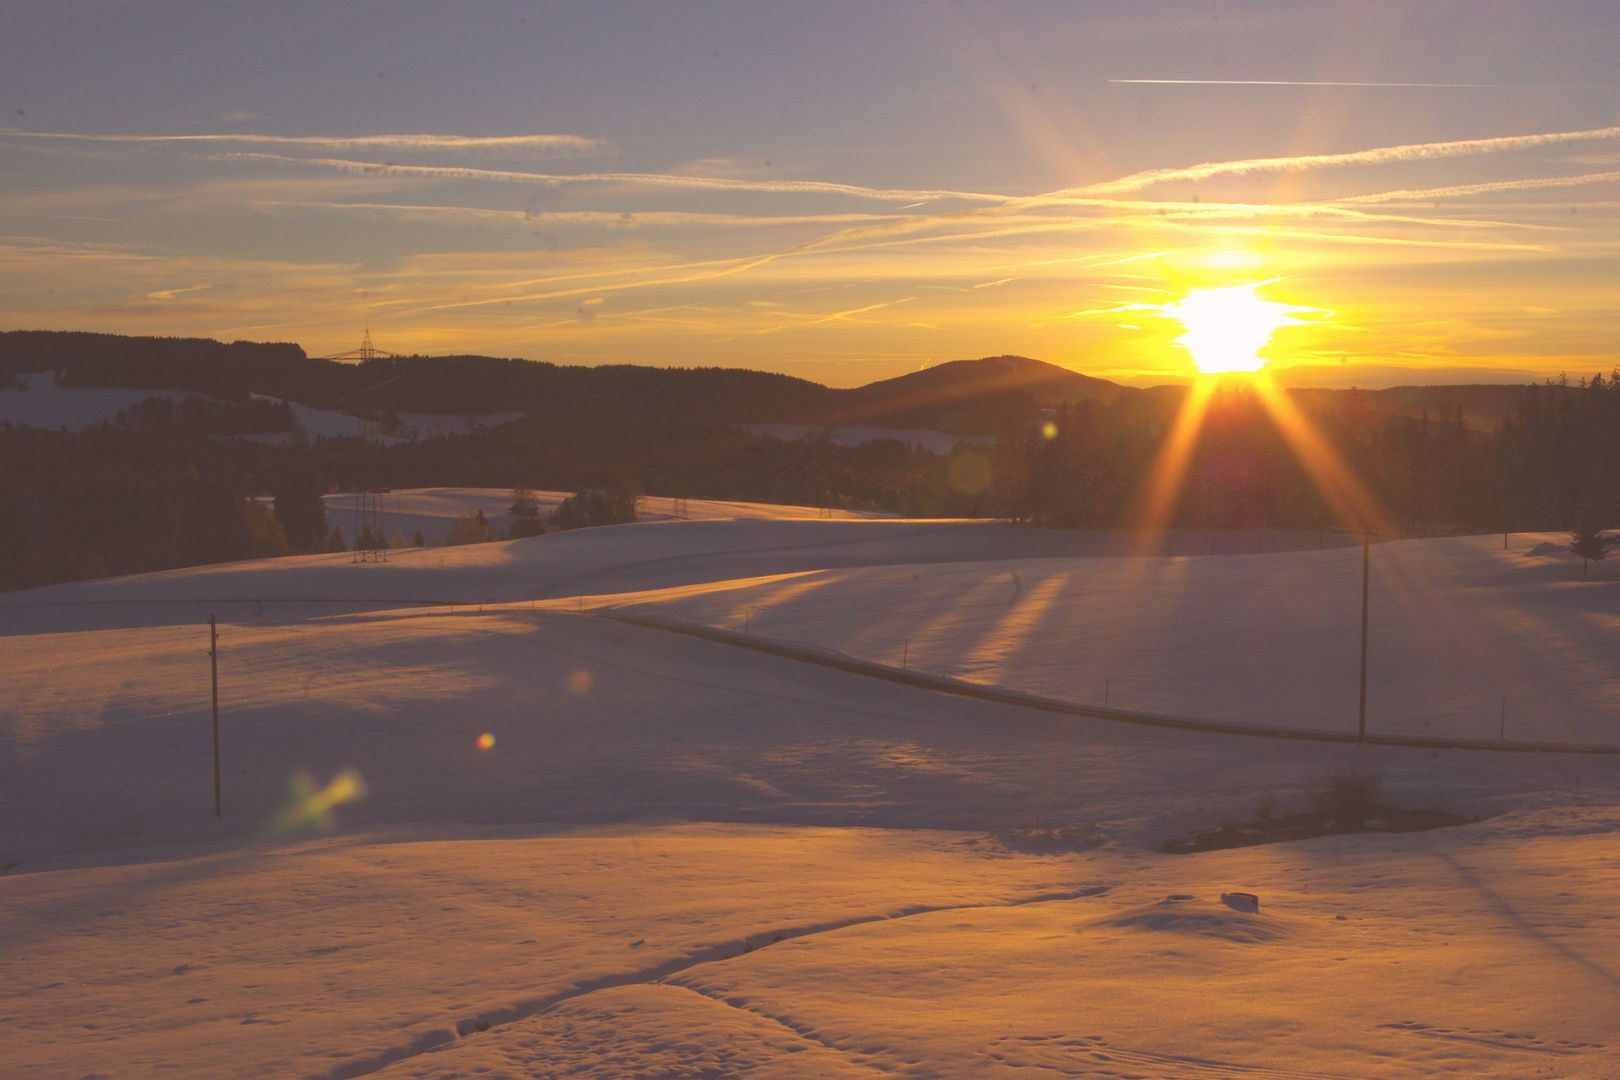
[0, 370, 208, 430]
[618, 532, 1620, 744]
[265, 399, 525, 444]
[321, 488, 894, 547]
[0, 372, 519, 442]
[2, 499, 1617, 1077]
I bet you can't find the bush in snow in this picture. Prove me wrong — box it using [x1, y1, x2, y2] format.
[446, 510, 492, 545]
[1311, 767, 1384, 829]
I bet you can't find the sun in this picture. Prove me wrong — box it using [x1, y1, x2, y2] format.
[1160, 282, 1315, 375]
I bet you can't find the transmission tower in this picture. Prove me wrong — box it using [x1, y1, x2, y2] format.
[351, 490, 389, 564]
[320, 323, 401, 362]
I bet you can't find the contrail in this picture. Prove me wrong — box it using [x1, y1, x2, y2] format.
[1072, 123, 1620, 195]
[1335, 170, 1620, 204]
[209, 152, 1012, 205]
[0, 130, 616, 155]
[1111, 79, 1620, 90]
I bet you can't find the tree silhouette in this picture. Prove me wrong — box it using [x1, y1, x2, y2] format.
[1570, 506, 1608, 577]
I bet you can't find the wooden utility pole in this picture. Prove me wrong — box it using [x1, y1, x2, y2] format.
[210, 614, 221, 817]
[1358, 532, 1370, 744]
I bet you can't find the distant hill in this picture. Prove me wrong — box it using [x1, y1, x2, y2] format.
[0, 333, 1128, 437]
[820, 355, 1128, 434]
[1351, 385, 1532, 428]
[0, 329, 1540, 436]
[0, 331, 320, 402]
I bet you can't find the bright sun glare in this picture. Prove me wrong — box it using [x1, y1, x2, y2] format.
[1160, 283, 1313, 375]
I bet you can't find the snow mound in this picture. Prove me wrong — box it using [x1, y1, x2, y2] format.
[1088, 897, 1289, 943]
[1525, 541, 1569, 557]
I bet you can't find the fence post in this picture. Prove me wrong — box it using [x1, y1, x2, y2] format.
[210, 614, 221, 818]
[1358, 532, 1370, 744]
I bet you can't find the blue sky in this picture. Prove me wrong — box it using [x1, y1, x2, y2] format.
[4, 1, 1620, 386]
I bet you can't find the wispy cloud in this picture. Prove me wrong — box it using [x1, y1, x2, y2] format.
[245, 200, 902, 230]
[1072, 124, 1620, 195]
[1333, 171, 1620, 204]
[217, 153, 1010, 203]
[0, 131, 614, 157]
[145, 283, 212, 300]
[7, 112, 1620, 384]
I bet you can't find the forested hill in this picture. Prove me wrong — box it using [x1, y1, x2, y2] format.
[0, 329, 1556, 433]
[0, 332, 322, 404]
[0, 331, 1124, 435]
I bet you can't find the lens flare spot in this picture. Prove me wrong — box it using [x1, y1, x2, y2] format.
[567, 669, 593, 695]
[1160, 282, 1320, 374]
[268, 768, 367, 832]
[947, 450, 992, 495]
[1041, 422, 1058, 440]
[476, 732, 496, 750]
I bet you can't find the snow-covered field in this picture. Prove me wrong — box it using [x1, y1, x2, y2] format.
[322, 488, 893, 548]
[2, 496, 1617, 1078]
[0, 371, 204, 431]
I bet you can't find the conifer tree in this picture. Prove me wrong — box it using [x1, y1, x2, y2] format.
[1570, 506, 1608, 577]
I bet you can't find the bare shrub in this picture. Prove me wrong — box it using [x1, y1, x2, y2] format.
[1311, 767, 1384, 829]
[446, 510, 492, 546]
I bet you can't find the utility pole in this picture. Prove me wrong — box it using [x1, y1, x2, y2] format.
[210, 614, 221, 817]
[1358, 532, 1370, 744]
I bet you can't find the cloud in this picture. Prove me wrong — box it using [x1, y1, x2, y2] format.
[1071, 123, 1620, 196]
[208, 153, 1011, 203]
[0, 131, 614, 157]
[246, 200, 900, 230]
[1333, 171, 1620, 204]
[145, 283, 212, 300]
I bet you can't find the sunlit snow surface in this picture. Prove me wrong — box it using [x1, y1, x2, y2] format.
[2, 496, 1618, 1078]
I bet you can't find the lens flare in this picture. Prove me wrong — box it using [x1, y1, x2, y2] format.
[267, 768, 367, 832]
[1161, 283, 1316, 374]
[567, 669, 593, 694]
[476, 732, 496, 750]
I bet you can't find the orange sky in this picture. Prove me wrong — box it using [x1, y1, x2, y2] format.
[3, 3, 1619, 388]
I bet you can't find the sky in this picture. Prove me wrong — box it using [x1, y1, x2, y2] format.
[3, 1, 1619, 388]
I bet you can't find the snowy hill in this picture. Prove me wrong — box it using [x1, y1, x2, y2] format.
[0, 370, 522, 448]
[2, 507, 1618, 1077]
[0, 369, 209, 430]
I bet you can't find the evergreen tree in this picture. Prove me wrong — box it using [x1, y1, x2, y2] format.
[270, 469, 328, 552]
[242, 498, 290, 559]
[1570, 506, 1608, 577]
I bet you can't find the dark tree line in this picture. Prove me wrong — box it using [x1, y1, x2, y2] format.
[3, 370, 1614, 594]
[116, 395, 297, 436]
[992, 375, 1619, 534]
[0, 401, 958, 591]
[1492, 374, 1620, 531]
[0, 423, 283, 592]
